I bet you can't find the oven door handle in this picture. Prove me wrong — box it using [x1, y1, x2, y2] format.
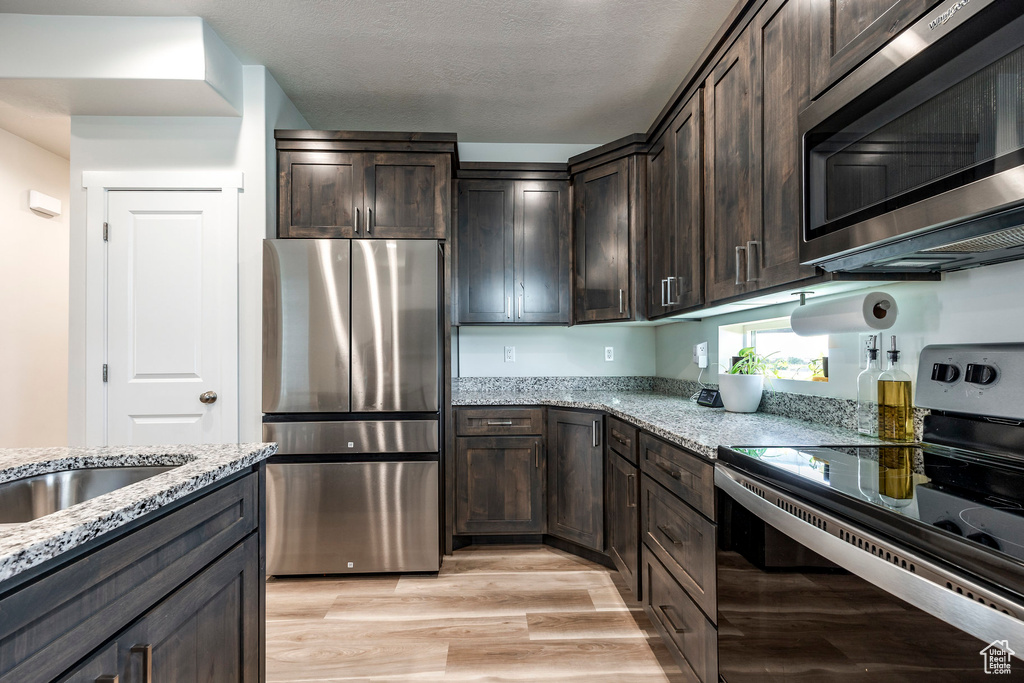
[714, 462, 1024, 647]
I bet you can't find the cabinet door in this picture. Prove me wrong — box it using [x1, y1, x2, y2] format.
[668, 91, 705, 312]
[755, 0, 821, 290]
[606, 451, 640, 598]
[457, 180, 515, 324]
[515, 180, 571, 324]
[114, 536, 260, 683]
[364, 152, 450, 239]
[455, 436, 546, 534]
[547, 409, 604, 551]
[573, 159, 632, 323]
[704, 24, 760, 304]
[278, 151, 363, 238]
[646, 131, 675, 318]
[809, 0, 940, 98]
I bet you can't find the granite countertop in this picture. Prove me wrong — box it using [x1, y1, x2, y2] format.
[453, 389, 887, 459]
[0, 442, 277, 583]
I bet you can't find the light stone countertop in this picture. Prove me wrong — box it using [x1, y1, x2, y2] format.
[0, 442, 277, 583]
[453, 389, 888, 459]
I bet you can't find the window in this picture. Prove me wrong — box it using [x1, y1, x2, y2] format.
[719, 317, 829, 382]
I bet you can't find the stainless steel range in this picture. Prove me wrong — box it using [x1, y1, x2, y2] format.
[716, 343, 1024, 680]
[262, 239, 441, 575]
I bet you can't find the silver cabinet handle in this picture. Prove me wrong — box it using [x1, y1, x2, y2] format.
[593, 420, 601, 448]
[518, 295, 523, 319]
[535, 441, 540, 468]
[672, 275, 682, 304]
[627, 473, 636, 508]
[506, 296, 511, 319]
[660, 278, 667, 307]
[666, 276, 676, 306]
[367, 207, 372, 234]
[619, 289, 624, 314]
[131, 644, 152, 683]
[486, 420, 513, 426]
[199, 390, 218, 404]
[746, 240, 760, 282]
[735, 245, 746, 286]
[355, 207, 360, 234]
[657, 524, 684, 546]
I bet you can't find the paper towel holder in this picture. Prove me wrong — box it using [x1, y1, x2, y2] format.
[792, 291, 815, 306]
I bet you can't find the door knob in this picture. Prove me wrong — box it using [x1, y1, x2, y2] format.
[199, 391, 218, 404]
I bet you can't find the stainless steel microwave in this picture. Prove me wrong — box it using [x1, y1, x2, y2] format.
[800, 0, 1024, 274]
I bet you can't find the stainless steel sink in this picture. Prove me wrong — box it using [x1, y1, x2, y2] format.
[0, 466, 175, 524]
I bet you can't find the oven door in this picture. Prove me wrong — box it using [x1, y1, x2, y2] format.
[800, 0, 1024, 273]
[715, 463, 1024, 681]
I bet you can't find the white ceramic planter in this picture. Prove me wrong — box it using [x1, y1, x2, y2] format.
[718, 373, 764, 413]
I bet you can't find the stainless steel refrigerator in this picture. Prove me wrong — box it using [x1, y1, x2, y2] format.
[262, 239, 440, 574]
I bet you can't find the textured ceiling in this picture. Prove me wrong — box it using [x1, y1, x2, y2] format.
[0, 0, 735, 143]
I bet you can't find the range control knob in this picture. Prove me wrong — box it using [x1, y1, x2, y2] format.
[965, 363, 997, 385]
[931, 363, 960, 383]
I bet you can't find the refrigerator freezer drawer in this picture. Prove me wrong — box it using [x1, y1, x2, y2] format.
[266, 461, 440, 575]
[263, 419, 439, 455]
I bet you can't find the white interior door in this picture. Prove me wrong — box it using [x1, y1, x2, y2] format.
[106, 190, 238, 445]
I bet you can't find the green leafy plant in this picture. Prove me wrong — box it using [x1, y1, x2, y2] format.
[729, 347, 779, 377]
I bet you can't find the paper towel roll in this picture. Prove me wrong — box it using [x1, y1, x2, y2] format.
[790, 291, 898, 336]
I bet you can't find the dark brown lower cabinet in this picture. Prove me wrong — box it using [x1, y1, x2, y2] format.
[643, 546, 718, 683]
[547, 409, 604, 551]
[606, 450, 640, 597]
[2, 468, 264, 683]
[455, 436, 546, 534]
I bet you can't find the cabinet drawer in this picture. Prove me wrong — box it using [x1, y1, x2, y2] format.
[0, 471, 258, 683]
[456, 408, 544, 436]
[642, 475, 716, 620]
[639, 433, 714, 519]
[643, 547, 718, 683]
[606, 416, 638, 464]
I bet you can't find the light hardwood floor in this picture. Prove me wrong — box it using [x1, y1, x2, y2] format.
[266, 544, 686, 682]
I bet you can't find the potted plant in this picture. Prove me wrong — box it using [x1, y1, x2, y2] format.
[719, 347, 776, 413]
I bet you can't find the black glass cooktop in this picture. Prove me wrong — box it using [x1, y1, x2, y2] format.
[718, 443, 1024, 598]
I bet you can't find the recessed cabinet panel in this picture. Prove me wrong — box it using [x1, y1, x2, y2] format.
[279, 151, 361, 238]
[457, 182, 515, 323]
[574, 159, 631, 323]
[517, 182, 570, 323]
[456, 436, 546, 534]
[547, 409, 604, 551]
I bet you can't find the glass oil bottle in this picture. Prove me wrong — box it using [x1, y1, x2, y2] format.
[856, 335, 882, 436]
[877, 335, 914, 442]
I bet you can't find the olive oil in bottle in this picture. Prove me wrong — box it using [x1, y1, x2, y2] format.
[877, 335, 914, 442]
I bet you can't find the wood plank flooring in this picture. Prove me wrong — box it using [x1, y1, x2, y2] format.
[266, 544, 686, 682]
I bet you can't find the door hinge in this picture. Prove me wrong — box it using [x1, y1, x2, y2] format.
[103, 222, 109, 241]
[102, 364, 108, 382]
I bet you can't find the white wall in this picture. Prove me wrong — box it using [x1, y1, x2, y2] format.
[458, 325, 656, 377]
[68, 66, 308, 445]
[0, 127, 70, 446]
[655, 259, 1024, 399]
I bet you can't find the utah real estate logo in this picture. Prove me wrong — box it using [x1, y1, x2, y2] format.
[980, 640, 1014, 675]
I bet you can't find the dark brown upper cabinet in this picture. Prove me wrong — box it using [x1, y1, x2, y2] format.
[809, 0, 942, 99]
[648, 89, 704, 319]
[704, 22, 761, 304]
[456, 168, 570, 325]
[570, 143, 646, 324]
[275, 131, 456, 240]
[704, 0, 822, 305]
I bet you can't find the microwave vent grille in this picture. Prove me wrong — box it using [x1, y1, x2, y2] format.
[922, 226, 1024, 254]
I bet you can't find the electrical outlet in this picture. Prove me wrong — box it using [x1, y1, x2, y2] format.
[693, 341, 709, 368]
[605, 346, 614, 362]
[504, 346, 515, 363]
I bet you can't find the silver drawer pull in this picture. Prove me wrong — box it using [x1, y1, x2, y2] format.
[486, 420, 514, 426]
[735, 245, 746, 286]
[659, 605, 689, 634]
[611, 428, 630, 446]
[657, 524, 683, 546]
[627, 473, 636, 508]
[593, 420, 601, 448]
[746, 240, 760, 282]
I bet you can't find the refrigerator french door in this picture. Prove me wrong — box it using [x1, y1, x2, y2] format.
[262, 239, 441, 574]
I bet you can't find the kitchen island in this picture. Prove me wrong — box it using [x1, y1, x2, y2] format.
[0, 442, 276, 682]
